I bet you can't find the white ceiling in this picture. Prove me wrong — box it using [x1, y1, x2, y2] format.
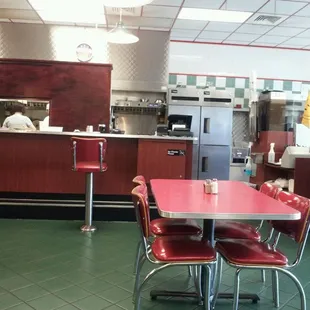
[1, 0, 310, 48]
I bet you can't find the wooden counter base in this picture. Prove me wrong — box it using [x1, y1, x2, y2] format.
[0, 132, 193, 197]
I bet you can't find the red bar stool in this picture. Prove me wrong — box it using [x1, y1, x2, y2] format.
[71, 137, 107, 232]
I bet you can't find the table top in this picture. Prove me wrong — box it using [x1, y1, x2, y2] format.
[150, 180, 300, 221]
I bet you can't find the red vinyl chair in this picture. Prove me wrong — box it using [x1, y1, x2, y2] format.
[132, 176, 202, 275]
[71, 137, 107, 232]
[131, 184, 217, 310]
[214, 182, 281, 241]
[214, 191, 310, 310]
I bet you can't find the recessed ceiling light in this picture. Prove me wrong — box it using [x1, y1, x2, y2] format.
[28, 0, 105, 24]
[178, 8, 253, 23]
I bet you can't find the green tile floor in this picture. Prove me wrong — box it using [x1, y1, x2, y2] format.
[0, 219, 308, 310]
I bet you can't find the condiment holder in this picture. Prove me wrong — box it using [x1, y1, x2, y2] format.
[204, 178, 218, 194]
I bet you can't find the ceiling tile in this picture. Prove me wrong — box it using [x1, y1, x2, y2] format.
[170, 36, 194, 41]
[204, 21, 241, 32]
[280, 16, 310, 28]
[195, 38, 223, 43]
[266, 26, 305, 36]
[236, 24, 273, 34]
[223, 0, 268, 12]
[279, 37, 310, 45]
[0, 9, 39, 20]
[143, 5, 179, 18]
[259, 0, 307, 15]
[250, 42, 276, 46]
[141, 27, 169, 31]
[227, 33, 261, 41]
[171, 29, 201, 38]
[150, 0, 183, 5]
[223, 40, 250, 45]
[172, 19, 207, 30]
[297, 28, 310, 37]
[45, 21, 75, 26]
[198, 30, 230, 40]
[295, 4, 310, 16]
[254, 34, 290, 44]
[278, 43, 306, 48]
[0, 18, 10, 22]
[107, 15, 173, 28]
[183, 0, 224, 9]
[0, 0, 32, 9]
[11, 19, 43, 24]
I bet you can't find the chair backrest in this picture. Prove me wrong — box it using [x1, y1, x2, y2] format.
[132, 175, 146, 186]
[272, 191, 310, 244]
[260, 182, 282, 198]
[71, 137, 107, 165]
[131, 184, 151, 239]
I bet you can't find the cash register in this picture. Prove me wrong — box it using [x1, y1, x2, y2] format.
[167, 114, 194, 137]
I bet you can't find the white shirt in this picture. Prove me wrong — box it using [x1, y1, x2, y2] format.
[2, 113, 36, 131]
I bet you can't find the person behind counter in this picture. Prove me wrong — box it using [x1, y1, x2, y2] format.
[2, 103, 36, 131]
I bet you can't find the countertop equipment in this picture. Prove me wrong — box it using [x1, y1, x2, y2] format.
[168, 87, 233, 180]
[156, 124, 168, 136]
[167, 114, 193, 137]
[111, 100, 164, 135]
[281, 146, 310, 168]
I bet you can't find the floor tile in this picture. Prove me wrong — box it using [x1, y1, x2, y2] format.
[0, 293, 22, 310]
[77, 278, 112, 294]
[105, 305, 124, 310]
[54, 286, 91, 303]
[28, 294, 67, 310]
[73, 295, 112, 310]
[38, 277, 73, 293]
[12, 284, 50, 301]
[0, 276, 32, 292]
[55, 305, 79, 310]
[100, 272, 132, 285]
[96, 286, 132, 304]
[62, 271, 94, 284]
[4, 303, 34, 310]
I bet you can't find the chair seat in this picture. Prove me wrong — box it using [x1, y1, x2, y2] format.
[75, 161, 108, 173]
[215, 220, 261, 241]
[150, 218, 202, 236]
[216, 239, 288, 266]
[152, 236, 216, 262]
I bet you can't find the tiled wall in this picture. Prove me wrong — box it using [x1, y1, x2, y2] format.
[169, 74, 310, 109]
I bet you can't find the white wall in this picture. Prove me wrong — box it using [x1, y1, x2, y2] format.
[169, 42, 310, 81]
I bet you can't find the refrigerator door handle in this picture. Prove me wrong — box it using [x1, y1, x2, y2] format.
[202, 156, 208, 172]
[203, 118, 210, 133]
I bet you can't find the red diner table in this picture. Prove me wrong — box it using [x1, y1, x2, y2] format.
[150, 179, 301, 306]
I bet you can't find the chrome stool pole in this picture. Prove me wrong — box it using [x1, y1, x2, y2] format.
[81, 172, 96, 232]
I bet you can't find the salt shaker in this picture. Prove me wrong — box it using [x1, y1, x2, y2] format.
[211, 178, 218, 194]
[204, 179, 212, 194]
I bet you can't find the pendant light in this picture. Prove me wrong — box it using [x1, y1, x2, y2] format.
[107, 9, 139, 44]
[103, 0, 154, 8]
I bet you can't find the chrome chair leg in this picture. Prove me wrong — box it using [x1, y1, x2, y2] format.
[279, 268, 306, 310]
[233, 269, 241, 310]
[212, 256, 223, 309]
[133, 241, 142, 275]
[204, 265, 212, 310]
[133, 254, 146, 303]
[194, 266, 203, 305]
[188, 266, 193, 277]
[81, 172, 96, 232]
[134, 264, 170, 310]
[261, 270, 266, 282]
[272, 270, 279, 308]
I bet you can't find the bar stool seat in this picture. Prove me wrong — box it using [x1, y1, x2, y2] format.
[71, 137, 107, 232]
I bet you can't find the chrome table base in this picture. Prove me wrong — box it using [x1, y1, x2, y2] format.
[80, 224, 96, 232]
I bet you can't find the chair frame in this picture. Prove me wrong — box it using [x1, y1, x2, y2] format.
[213, 194, 310, 310]
[132, 186, 216, 310]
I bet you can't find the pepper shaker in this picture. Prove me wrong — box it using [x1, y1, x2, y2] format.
[211, 178, 218, 194]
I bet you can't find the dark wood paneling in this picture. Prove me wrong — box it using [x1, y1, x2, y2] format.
[137, 139, 190, 182]
[0, 133, 137, 195]
[0, 59, 112, 131]
[295, 158, 310, 199]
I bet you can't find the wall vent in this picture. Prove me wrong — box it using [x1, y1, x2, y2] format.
[253, 14, 283, 25]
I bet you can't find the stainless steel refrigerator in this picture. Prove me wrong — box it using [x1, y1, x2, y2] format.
[168, 88, 233, 180]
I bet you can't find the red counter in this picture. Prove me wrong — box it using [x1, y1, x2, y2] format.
[0, 132, 194, 197]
